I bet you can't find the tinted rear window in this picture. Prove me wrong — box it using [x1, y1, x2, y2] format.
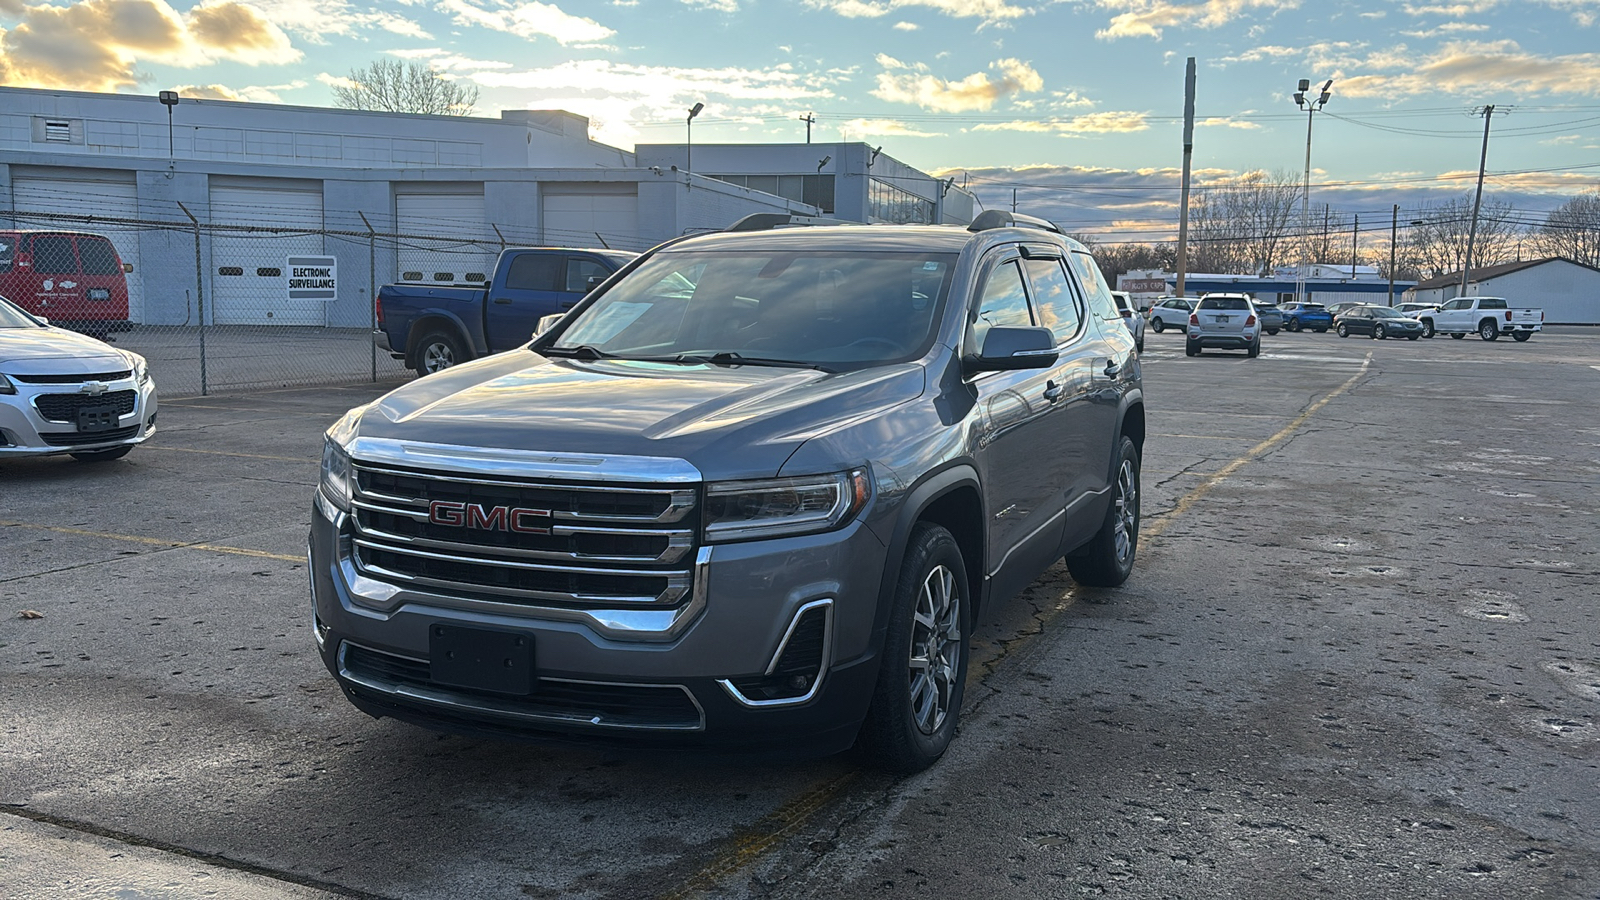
[31, 235, 77, 275]
[1479, 298, 1506, 309]
[1199, 297, 1250, 310]
[78, 237, 121, 275]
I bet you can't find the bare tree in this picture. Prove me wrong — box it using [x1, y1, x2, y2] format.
[1530, 189, 1600, 267]
[1405, 195, 1522, 280]
[1185, 169, 1302, 275]
[1092, 242, 1178, 286]
[332, 59, 479, 116]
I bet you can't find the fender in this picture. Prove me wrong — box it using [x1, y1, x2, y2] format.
[405, 309, 483, 363]
[866, 461, 985, 655]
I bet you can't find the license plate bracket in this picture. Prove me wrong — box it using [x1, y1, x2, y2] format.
[77, 404, 119, 433]
[429, 624, 534, 696]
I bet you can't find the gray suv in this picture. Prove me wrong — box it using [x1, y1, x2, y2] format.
[309, 211, 1145, 773]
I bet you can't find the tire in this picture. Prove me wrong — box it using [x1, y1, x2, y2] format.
[1151, 317, 1165, 333]
[71, 445, 134, 462]
[1247, 339, 1260, 358]
[1288, 318, 1301, 332]
[1512, 331, 1531, 342]
[1450, 332, 1465, 340]
[1373, 325, 1386, 340]
[1421, 319, 1435, 338]
[1314, 327, 1328, 333]
[1066, 436, 1140, 588]
[1407, 335, 1419, 341]
[1337, 323, 1350, 338]
[1479, 320, 1498, 341]
[1266, 328, 1279, 336]
[1136, 336, 1144, 353]
[414, 330, 467, 376]
[857, 523, 971, 775]
[1185, 340, 1199, 357]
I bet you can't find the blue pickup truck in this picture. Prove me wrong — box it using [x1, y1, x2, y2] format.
[376, 247, 638, 377]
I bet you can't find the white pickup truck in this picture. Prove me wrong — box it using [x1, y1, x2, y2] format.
[1423, 297, 1543, 341]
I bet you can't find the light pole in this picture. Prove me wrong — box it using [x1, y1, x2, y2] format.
[1292, 78, 1332, 305]
[685, 102, 704, 174]
[158, 90, 179, 175]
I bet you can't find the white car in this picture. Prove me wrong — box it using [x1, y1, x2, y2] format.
[0, 295, 157, 462]
[1185, 293, 1261, 358]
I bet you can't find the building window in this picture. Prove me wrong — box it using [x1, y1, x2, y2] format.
[868, 178, 934, 225]
[708, 174, 835, 214]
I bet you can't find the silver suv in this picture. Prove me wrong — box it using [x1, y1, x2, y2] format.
[310, 211, 1144, 772]
[1186, 293, 1261, 358]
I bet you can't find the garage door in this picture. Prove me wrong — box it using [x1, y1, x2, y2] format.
[210, 183, 325, 326]
[395, 190, 496, 286]
[12, 169, 145, 323]
[542, 186, 640, 251]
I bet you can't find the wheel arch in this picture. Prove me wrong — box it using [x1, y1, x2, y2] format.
[875, 465, 985, 636]
[405, 314, 475, 368]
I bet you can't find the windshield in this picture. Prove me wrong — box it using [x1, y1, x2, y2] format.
[545, 249, 957, 369]
[0, 294, 43, 328]
[1370, 307, 1405, 318]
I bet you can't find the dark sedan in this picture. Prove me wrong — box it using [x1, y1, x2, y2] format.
[1334, 305, 1425, 340]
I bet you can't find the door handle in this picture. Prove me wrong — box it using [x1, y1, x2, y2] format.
[493, 297, 512, 305]
[1043, 380, 1063, 401]
[1103, 361, 1121, 378]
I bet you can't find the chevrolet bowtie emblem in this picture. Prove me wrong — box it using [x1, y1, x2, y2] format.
[78, 381, 110, 396]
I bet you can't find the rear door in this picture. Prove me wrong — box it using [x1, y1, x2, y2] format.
[26, 234, 85, 321]
[73, 235, 129, 323]
[1065, 249, 1129, 545]
[483, 251, 624, 351]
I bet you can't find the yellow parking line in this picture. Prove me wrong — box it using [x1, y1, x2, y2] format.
[145, 446, 309, 463]
[659, 352, 1375, 898]
[0, 520, 302, 563]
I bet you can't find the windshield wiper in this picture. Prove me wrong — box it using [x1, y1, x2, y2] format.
[677, 351, 835, 373]
[542, 344, 618, 360]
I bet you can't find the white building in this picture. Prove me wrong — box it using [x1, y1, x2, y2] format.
[1404, 257, 1600, 325]
[1, 86, 970, 328]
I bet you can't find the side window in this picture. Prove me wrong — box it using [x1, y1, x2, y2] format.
[32, 235, 78, 275]
[1068, 251, 1119, 322]
[78, 237, 121, 276]
[971, 259, 1033, 352]
[1479, 298, 1505, 309]
[505, 253, 562, 291]
[566, 258, 611, 293]
[1023, 257, 1083, 343]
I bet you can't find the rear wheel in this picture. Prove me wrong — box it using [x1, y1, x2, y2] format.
[1266, 328, 1279, 336]
[1479, 320, 1499, 341]
[1314, 327, 1328, 333]
[1373, 324, 1386, 340]
[1247, 338, 1260, 358]
[414, 330, 467, 376]
[1151, 317, 1165, 333]
[1512, 331, 1531, 342]
[71, 445, 134, 463]
[1450, 332, 1466, 340]
[1066, 436, 1140, 588]
[858, 523, 970, 774]
[1288, 318, 1302, 332]
[1185, 340, 1199, 357]
[1407, 335, 1419, 341]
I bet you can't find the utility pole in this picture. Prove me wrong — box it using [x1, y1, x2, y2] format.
[1461, 105, 1496, 299]
[1388, 204, 1398, 306]
[1351, 213, 1359, 278]
[1011, 188, 1017, 213]
[1176, 57, 1197, 298]
[798, 112, 815, 143]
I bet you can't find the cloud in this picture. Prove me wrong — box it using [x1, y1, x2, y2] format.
[1338, 40, 1600, 99]
[682, 0, 738, 10]
[1091, 0, 1300, 40]
[435, 0, 615, 43]
[1400, 21, 1489, 34]
[248, 0, 430, 41]
[386, 47, 514, 70]
[172, 79, 307, 102]
[970, 111, 1150, 134]
[871, 57, 1043, 111]
[0, 0, 300, 92]
[893, 19, 918, 28]
[803, 0, 1030, 26]
[1197, 116, 1262, 129]
[839, 117, 945, 137]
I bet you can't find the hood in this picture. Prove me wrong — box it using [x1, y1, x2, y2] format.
[356, 349, 925, 481]
[0, 326, 132, 373]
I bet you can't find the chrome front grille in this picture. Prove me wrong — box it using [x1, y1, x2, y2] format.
[348, 461, 700, 607]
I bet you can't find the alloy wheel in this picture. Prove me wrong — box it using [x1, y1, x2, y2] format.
[908, 564, 961, 735]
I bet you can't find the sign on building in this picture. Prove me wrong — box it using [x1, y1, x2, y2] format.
[287, 256, 337, 301]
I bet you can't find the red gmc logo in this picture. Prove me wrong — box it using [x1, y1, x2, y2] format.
[428, 500, 551, 534]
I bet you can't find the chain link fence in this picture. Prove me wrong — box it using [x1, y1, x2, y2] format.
[0, 206, 653, 398]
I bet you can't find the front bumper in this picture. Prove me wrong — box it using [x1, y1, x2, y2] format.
[0, 376, 158, 457]
[308, 497, 890, 754]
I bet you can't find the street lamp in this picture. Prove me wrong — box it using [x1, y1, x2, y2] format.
[685, 102, 704, 174]
[1292, 78, 1332, 305]
[158, 90, 179, 173]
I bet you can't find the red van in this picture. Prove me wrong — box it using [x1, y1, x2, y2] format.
[0, 230, 132, 337]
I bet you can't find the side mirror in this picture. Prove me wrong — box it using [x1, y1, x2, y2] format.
[36, 315, 49, 325]
[964, 325, 1058, 373]
[122, 262, 134, 274]
[533, 312, 565, 337]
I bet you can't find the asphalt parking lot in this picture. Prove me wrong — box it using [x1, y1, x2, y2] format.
[4, 327, 1600, 899]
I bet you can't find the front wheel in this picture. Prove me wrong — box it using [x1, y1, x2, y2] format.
[1287, 318, 1302, 332]
[71, 445, 134, 462]
[1337, 323, 1350, 338]
[1407, 335, 1419, 341]
[1314, 327, 1328, 333]
[1067, 436, 1140, 587]
[1265, 328, 1280, 336]
[1479, 320, 1499, 341]
[414, 330, 467, 376]
[1450, 332, 1466, 340]
[1373, 325, 1386, 340]
[858, 523, 970, 774]
[1421, 319, 1435, 338]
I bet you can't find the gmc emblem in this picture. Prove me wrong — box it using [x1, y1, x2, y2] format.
[428, 500, 551, 534]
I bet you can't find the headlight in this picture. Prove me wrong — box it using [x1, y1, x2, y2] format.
[133, 358, 151, 386]
[704, 469, 870, 543]
[319, 438, 353, 512]
[0, 373, 14, 396]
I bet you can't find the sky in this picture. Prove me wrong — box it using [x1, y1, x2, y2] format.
[3, 0, 1600, 248]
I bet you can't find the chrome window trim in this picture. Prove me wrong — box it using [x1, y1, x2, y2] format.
[336, 640, 706, 732]
[717, 598, 834, 708]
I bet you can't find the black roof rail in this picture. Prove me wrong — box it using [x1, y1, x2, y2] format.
[725, 213, 861, 233]
[967, 209, 1062, 235]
